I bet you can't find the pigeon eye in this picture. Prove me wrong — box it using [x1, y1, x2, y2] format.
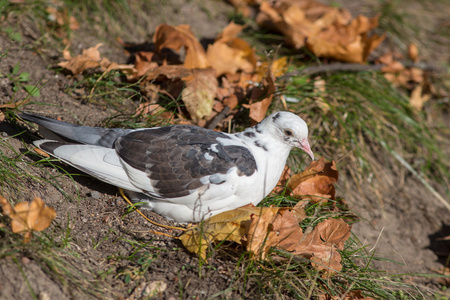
[284, 129, 293, 136]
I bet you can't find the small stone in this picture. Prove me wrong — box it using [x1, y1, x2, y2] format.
[89, 191, 101, 199]
[39, 291, 50, 300]
[22, 257, 30, 264]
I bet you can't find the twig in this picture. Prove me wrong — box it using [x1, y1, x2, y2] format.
[206, 105, 230, 129]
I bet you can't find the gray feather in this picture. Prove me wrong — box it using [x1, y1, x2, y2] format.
[20, 112, 132, 148]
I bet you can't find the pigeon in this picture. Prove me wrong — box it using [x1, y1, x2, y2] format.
[20, 111, 314, 223]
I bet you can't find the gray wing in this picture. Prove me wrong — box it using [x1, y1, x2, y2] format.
[115, 125, 257, 199]
[20, 112, 132, 148]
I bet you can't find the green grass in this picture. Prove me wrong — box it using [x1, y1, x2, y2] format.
[278, 70, 449, 205]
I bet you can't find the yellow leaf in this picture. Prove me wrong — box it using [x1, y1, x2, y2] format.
[179, 206, 278, 259]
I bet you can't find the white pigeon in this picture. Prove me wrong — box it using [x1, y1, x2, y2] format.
[20, 111, 314, 223]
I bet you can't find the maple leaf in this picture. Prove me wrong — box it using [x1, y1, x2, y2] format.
[285, 218, 351, 276]
[206, 22, 257, 76]
[0, 196, 56, 243]
[287, 158, 339, 203]
[153, 24, 210, 69]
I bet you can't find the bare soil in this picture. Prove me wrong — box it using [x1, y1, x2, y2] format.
[0, 0, 449, 299]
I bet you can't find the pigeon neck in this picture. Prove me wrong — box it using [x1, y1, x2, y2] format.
[235, 123, 290, 155]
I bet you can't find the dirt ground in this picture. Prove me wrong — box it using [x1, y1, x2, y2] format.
[0, 0, 449, 299]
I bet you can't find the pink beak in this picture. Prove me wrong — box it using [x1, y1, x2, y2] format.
[300, 139, 314, 161]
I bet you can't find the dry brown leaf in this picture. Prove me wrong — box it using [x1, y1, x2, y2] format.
[132, 52, 159, 78]
[207, 22, 257, 76]
[271, 165, 291, 194]
[46, 7, 80, 31]
[292, 200, 308, 223]
[318, 289, 376, 300]
[181, 68, 218, 121]
[287, 158, 339, 203]
[0, 196, 56, 243]
[306, 15, 385, 63]
[410, 83, 431, 111]
[58, 43, 103, 75]
[257, 1, 351, 49]
[153, 24, 210, 69]
[245, 207, 279, 258]
[408, 43, 419, 62]
[313, 78, 329, 113]
[256, 56, 288, 82]
[287, 218, 351, 276]
[242, 69, 276, 123]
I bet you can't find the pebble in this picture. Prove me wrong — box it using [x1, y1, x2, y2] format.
[89, 191, 101, 199]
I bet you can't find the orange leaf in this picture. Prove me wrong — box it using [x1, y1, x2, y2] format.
[179, 205, 282, 259]
[306, 15, 385, 63]
[271, 165, 291, 194]
[58, 43, 103, 75]
[153, 24, 209, 69]
[243, 69, 276, 123]
[287, 158, 339, 203]
[0, 196, 56, 243]
[206, 22, 257, 76]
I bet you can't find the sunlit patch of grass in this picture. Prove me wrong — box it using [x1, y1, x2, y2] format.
[62, 69, 142, 110]
[100, 238, 163, 286]
[221, 228, 428, 299]
[0, 225, 107, 298]
[277, 70, 449, 207]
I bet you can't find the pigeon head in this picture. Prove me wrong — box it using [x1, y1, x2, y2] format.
[263, 111, 314, 160]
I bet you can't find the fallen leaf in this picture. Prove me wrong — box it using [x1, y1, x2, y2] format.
[256, 1, 351, 49]
[132, 52, 159, 78]
[243, 69, 276, 123]
[245, 207, 279, 259]
[408, 43, 419, 62]
[0, 196, 56, 243]
[292, 200, 307, 223]
[287, 158, 339, 203]
[207, 22, 257, 76]
[153, 24, 210, 69]
[181, 68, 218, 121]
[306, 15, 385, 63]
[271, 165, 291, 194]
[288, 218, 351, 276]
[313, 78, 329, 113]
[410, 83, 431, 110]
[179, 205, 265, 259]
[46, 7, 80, 31]
[58, 43, 103, 75]
[318, 289, 376, 299]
